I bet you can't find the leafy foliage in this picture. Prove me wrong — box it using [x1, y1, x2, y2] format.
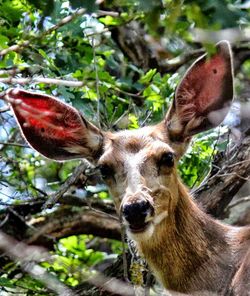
[42, 235, 107, 286]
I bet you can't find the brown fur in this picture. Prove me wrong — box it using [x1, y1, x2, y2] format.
[138, 183, 241, 294]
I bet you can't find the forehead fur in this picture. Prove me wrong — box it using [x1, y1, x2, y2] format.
[113, 125, 166, 144]
[99, 125, 173, 164]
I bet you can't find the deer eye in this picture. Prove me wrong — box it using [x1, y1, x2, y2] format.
[159, 152, 175, 168]
[99, 164, 114, 180]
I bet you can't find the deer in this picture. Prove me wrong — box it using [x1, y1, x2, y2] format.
[3, 40, 250, 295]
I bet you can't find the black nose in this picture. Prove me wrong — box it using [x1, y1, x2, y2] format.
[122, 200, 153, 228]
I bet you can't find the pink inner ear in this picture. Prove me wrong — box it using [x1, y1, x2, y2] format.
[169, 41, 234, 138]
[7, 89, 84, 142]
[189, 55, 226, 112]
[176, 53, 229, 120]
[6, 88, 103, 161]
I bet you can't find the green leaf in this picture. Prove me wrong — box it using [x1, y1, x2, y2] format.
[128, 114, 139, 129]
[139, 69, 157, 84]
[100, 16, 122, 26]
[0, 34, 9, 49]
[0, 277, 15, 288]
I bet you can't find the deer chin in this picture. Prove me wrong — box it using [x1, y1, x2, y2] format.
[126, 210, 169, 241]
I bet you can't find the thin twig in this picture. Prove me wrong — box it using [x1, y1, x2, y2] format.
[86, 272, 135, 296]
[224, 196, 250, 218]
[140, 110, 152, 127]
[97, 10, 120, 17]
[0, 76, 85, 86]
[191, 129, 223, 190]
[86, 202, 119, 221]
[0, 105, 10, 113]
[0, 76, 144, 102]
[227, 196, 250, 211]
[0, 68, 21, 76]
[0, 213, 9, 228]
[121, 223, 129, 281]
[227, 159, 250, 169]
[0, 141, 29, 148]
[0, 91, 6, 100]
[145, 269, 151, 296]
[43, 161, 90, 209]
[159, 48, 205, 71]
[92, 37, 101, 128]
[113, 86, 143, 98]
[216, 172, 250, 181]
[112, 110, 130, 127]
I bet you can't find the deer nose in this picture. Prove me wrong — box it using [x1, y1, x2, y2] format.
[122, 200, 154, 232]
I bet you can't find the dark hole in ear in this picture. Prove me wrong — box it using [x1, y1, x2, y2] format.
[41, 127, 45, 133]
[213, 68, 217, 74]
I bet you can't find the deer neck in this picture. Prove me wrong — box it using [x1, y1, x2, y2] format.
[137, 181, 234, 293]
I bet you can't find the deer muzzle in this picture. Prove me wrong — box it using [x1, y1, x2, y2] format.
[121, 193, 154, 233]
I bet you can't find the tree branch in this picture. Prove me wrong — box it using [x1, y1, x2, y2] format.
[43, 161, 92, 209]
[27, 207, 121, 248]
[0, 231, 76, 296]
[0, 195, 120, 250]
[226, 196, 250, 211]
[110, 20, 250, 75]
[0, 141, 29, 148]
[195, 128, 250, 218]
[0, 76, 85, 86]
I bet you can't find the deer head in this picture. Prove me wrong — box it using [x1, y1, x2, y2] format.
[5, 41, 233, 243]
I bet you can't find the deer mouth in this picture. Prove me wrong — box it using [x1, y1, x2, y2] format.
[128, 222, 150, 233]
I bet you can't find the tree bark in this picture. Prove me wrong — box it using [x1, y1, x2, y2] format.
[0, 196, 120, 250]
[195, 130, 250, 219]
[28, 207, 121, 248]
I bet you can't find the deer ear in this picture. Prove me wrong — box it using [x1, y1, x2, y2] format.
[165, 40, 234, 142]
[6, 88, 104, 163]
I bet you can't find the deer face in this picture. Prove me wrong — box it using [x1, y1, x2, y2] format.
[4, 41, 234, 242]
[98, 127, 181, 239]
